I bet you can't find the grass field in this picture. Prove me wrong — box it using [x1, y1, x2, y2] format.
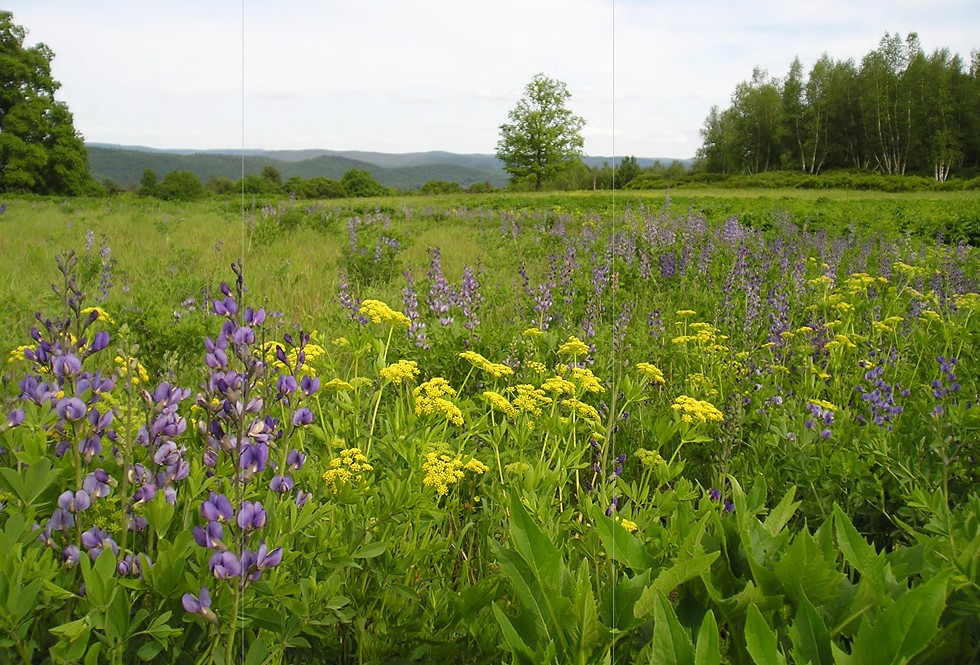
[0, 189, 978, 663]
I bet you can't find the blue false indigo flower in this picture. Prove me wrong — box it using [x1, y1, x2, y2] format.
[708, 488, 722, 501]
[6, 409, 25, 428]
[287, 449, 306, 471]
[182, 587, 218, 623]
[81, 527, 118, 559]
[201, 492, 235, 523]
[52, 353, 82, 379]
[89, 331, 110, 353]
[58, 489, 91, 513]
[240, 443, 269, 476]
[292, 407, 314, 427]
[300, 376, 320, 397]
[277, 375, 298, 396]
[724, 499, 736, 513]
[55, 397, 87, 422]
[193, 521, 225, 549]
[63, 545, 81, 567]
[269, 474, 294, 493]
[209, 551, 241, 579]
[237, 501, 267, 530]
[82, 470, 111, 499]
[294, 489, 312, 508]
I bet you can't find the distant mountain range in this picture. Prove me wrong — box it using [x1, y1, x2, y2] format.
[86, 143, 693, 190]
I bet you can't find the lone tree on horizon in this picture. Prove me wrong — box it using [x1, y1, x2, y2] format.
[496, 73, 585, 191]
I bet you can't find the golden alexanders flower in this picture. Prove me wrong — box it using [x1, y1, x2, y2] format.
[636, 362, 665, 384]
[570, 367, 604, 394]
[358, 299, 411, 327]
[541, 376, 576, 395]
[483, 391, 518, 418]
[459, 351, 514, 378]
[81, 306, 114, 325]
[508, 383, 552, 415]
[561, 398, 601, 422]
[322, 447, 374, 494]
[671, 395, 724, 424]
[615, 516, 638, 533]
[421, 449, 488, 496]
[414, 377, 463, 425]
[380, 359, 420, 383]
[557, 335, 590, 357]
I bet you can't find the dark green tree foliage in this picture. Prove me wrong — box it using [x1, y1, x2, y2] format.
[156, 170, 204, 201]
[0, 11, 91, 194]
[616, 155, 641, 188]
[496, 74, 585, 190]
[341, 168, 387, 197]
[697, 32, 980, 181]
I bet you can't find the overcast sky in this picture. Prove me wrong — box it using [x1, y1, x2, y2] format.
[5, 1, 978, 159]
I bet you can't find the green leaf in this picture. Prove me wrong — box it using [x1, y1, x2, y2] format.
[136, 641, 163, 661]
[745, 603, 786, 665]
[570, 560, 600, 661]
[508, 492, 562, 588]
[634, 553, 719, 619]
[833, 504, 882, 581]
[764, 487, 801, 536]
[651, 591, 695, 665]
[789, 592, 832, 665]
[244, 636, 268, 665]
[591, 504, 647, 570]
[845, 573, 948, 665]
[352, 541, 386, 559]
[695, 610, 721, 665]
[492, 602, 536, 663]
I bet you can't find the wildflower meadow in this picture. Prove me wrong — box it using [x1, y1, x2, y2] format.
[0, 192, 978, 663]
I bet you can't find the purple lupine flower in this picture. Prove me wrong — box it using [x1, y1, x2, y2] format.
[708, 488, 722, 501]
[58, 489, 91, 513]
[269, 474, 294, 493]
[300, 375, 319, 397]
[82, 469, 111, 499]
[240, 443, 269, 476]
[201, 492, 235, 523]
[6, 409, 25, 428]
[63, 545, 81, 567]
[459, 265, 483, 333]
[402, 271, 429, 348]
[294, 489, 312, 508]
[286, 449, 306, 471]
[193, 521, 225, 549]
[209, 551, 241, 579]
[182, 586, 218, 623]
[277, 375, 298, 396]
[292, 407, 314, 427]
[81, 527, 118, 559]
[55, 397, 87, 422]
[724, 499, 736, 513]
[237, 501, 267, 530]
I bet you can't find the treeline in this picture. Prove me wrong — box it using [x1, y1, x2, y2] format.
[696, 33, 980, 181]
[128, 166, 499, 201]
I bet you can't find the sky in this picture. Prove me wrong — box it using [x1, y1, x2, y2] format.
[5, 0, 978, 159]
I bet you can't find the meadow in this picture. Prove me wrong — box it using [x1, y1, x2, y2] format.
[0, 190, 978, 663]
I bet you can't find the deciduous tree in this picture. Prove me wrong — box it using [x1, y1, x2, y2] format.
[496, 74, 585, 191]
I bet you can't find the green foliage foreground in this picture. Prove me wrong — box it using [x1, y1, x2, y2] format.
[0, 193, 978, 663]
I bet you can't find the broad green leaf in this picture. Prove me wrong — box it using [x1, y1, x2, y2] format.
[695, 610, 721, 665]
[789, 591, 832, 665]
[492, 602, 537, 663]
[352, 541, 386, 559]
[773, 529, 850, 607]
[591, 504, 647, 570]
[845, 573, 948, 665]
[635, 553, 719, 619]
[245, 636, 268, 665]
[570, 560, 600, 662]
[832, 504, 882, 581]
[651, 591, 695, 665]
[745, 603, 787, 665]
[508, 492, 562, 588]
[764, 487, 801, 536]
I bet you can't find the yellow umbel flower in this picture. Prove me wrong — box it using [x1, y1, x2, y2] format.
[557, 336, 590, 357]
[358, 299, 411, 327]
[421, 449, 488, 496]
[509, 383, 552, 415]
[414, 378, 463, 425]
[570, 367, 605, 394]
[323, 378, 355, 391]
[81, 306, 114, 325]
[671, 395, 724, 424]
[7, 345, 31, 364]
[483, 391, 518, 418]
[522, 327, 544, 337]
[635, 448, 666, 468]
[459, 351, 514, 378]
[524, 360, 548, 375]
[114, 354, 149, 386]
[561, 398, 601, 422]
[615, 516, 638, 533]
[675, 309, 697, 317]
[322, 447, 373, 494]
[636, 362, 665, 384]
[541, 376, 576, 395]
[380, 359, 420, 383]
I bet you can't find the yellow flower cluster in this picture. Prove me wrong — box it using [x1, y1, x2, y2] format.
[616, 516, 638, 533]
[7, 345, 31, 364]
[459, 351, 514, 378]
[322, 447, 373, 494]
[522, 327, 544, 337]
[81, 306, 114, 325]
[509, 383, 552, 415]
[844, 272, 887, 295]
[671, 322, 729, 353]
[541, 376, 576, 395]
[675, 309, 697, 317]
[807, 398, 837, 411]
[561, 398, 601, 422]
[635, 448, 666, 468]
[636, 362, 665, 384]
[688, 372, 717, 396]
[380, 359, 420, 383]
[872, 316, 904, 333]
[824, 334, 858, 351]
[671, 395, 724, 424]
[524, 360, 548, 375]
[414, 378, 463, 425]
[483, 391, 518, 418]
[114, 354, 149, 386]
[262, 340, 326, 376]
[421, 450, 488, 496]
[570, 367, 604, 394]
[557, 336, 590, 357]
[323, 378, 355, 391]
[358, 299, 411, 327]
